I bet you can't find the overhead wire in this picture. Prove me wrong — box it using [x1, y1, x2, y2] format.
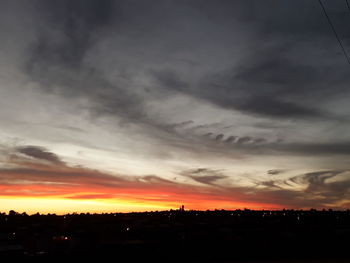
[346, 0, 350, 12]
[318, 0, 350, 65]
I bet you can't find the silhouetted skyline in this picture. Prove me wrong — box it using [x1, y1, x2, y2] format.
[0, 209, 349, 261]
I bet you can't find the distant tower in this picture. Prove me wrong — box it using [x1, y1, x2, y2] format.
[179, 205, 185, 211]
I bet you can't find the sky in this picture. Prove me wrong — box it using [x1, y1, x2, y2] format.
[0, 0, 350, 214]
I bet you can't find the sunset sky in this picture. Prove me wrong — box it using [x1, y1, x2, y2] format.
[0, 0, 350, 214]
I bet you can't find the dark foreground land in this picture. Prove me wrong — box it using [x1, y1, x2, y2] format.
[0, 209, 349, 262]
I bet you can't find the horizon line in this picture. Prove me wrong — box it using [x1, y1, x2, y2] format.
[2, 208, 349, 216]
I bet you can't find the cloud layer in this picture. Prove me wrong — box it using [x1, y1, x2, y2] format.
[0, 144, 348, 210]
[0, 0, 350, 211]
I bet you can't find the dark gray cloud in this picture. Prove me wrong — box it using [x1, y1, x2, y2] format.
[181, 168, 228, 185]
[0, 144, 178, 190]
[215, 134, 224, 141]
[266, 142, 350, 156]
[16, 145, 63, 165]
[1, 1, 350, 209]
[167, 120, 194, 130]
[202, 132, 268, 146]
[154, 68, 326, 119]
[151, 1, 350, 120]
[258, 170, 350, 207]
[1, 0, 349, 124]
[179, 168, 350, 208]
[6, 0, 350, 130]
[291, 170, 346, 194]
[267, 169, 284, 175]
[28, 0, 115, 69]
[205, 139, 350, 157]
[236, 136, 253, 144]
[16, 0, 350, 161]
[22, 0, 148, 125]
[225, 136, 236, 143]
[259, 180, 282, 189]
[22, 0, 349, 123]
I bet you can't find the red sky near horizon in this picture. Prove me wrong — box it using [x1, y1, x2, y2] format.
[1, 1, 350, 214]
[0, 151, 285, 214]
[0, 144, 348, 214]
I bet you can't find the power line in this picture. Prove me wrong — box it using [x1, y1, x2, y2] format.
[346, 0, 350, 12]
[318, 0, 350, 65]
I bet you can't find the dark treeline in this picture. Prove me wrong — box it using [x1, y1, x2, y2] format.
[0, 209, 349, 262]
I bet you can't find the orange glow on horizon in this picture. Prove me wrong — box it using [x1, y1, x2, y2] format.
[0, 159, 288, 213]
[0, 192, 283, 215]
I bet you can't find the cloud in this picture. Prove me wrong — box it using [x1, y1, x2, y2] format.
[150, 1, 350, 121]
[16, 145, 64, 165]
[201, 132, 269, 147]
[167, 120, 194, 130]
[180, 168, 228, 185]
[1, 1, 350, 211]
[236, 136, 253, 144]
[215, 134, 224, 141]
[267, 169, 284, 175]
[257, 170, 350, 208]
[259, 180, 281, 189]
[22, 0, 148, 126]
[265, 142, 350, 156]
[28, 0, 115, 69]
[1, 145, 350, 209]
[153, 54, 335, 120]
[292, 170, 349, 196]
[225, 136, 237, 143]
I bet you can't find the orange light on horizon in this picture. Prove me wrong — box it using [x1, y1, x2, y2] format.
[0, 165, 287, 214]
[0, 196, 176, 215]
[0, 193, 283, 215]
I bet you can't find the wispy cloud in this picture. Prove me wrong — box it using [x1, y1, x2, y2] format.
[1, 1, 350, 211]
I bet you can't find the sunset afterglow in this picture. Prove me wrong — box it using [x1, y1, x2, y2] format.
[0, 0, 350, 214]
